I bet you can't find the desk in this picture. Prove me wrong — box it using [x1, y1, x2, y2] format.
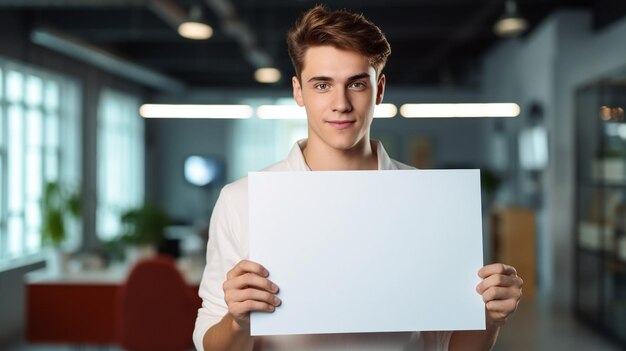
[25, 263, 203, 345]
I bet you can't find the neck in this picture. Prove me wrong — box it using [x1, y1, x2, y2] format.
[302, 138, 378, 171]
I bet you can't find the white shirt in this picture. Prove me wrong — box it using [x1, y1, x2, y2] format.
[193, 140, 452, 351]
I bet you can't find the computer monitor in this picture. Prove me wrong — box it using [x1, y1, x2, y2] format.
[183, 155, 224, 187]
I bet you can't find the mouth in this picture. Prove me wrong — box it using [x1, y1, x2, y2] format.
[327, 120, 356, 130]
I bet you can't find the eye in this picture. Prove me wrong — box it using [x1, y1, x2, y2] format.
[349, 81, 367, 89]
[314, 83, 329, 90]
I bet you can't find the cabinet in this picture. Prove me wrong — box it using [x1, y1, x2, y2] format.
[575, 83, 626, 345]
[490, 207, 536, 299]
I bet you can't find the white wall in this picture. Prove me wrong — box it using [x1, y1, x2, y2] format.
[552, 10, 626, 309]
[482, 16, 558, 301]
[146, 118, 231, 223]
[0, 262, 44, 349]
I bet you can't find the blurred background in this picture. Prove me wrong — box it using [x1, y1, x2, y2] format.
[0, 0, 625, 350]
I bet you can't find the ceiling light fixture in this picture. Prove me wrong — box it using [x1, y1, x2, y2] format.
[178, 5, 213, 40]
[400, 103, 520, 118]
[139, 104, 253, 119]
[257, 105, 306, 119]
[493, 0, 529, 38]
[256, 103, 397, 119]
[374, 104, 398, 118]
[255, 67, 281, 84]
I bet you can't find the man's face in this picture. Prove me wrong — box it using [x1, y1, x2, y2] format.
[292, 46, 385, 152]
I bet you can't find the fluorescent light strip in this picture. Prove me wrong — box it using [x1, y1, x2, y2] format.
[257, 105, 306, 119]
[256, 103, 397, 120]
[400, 103, 520, 118]
[374, 103, 398, 118]
[140, 104, 253, 119]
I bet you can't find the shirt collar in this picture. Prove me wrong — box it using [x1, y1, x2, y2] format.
[286, 139, 395, 171]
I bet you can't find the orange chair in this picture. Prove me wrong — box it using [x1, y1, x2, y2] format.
[118, 256, 197, 351]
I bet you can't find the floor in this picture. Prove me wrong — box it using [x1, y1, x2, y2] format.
[8, 299, 623, 351]
[493, 298, 621, 351]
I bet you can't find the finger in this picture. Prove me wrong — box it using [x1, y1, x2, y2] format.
[230, 300, 277, 316]
[476, 274, 523, 294]
[486, 298, 519, 314]
[227, 260, 269, 280]
[224, 272, 279, 293]
[481, 286, 519, 303]
[478, 263, 517, 278]
[227, 288, 282, 307]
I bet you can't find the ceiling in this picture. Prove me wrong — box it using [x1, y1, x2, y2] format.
[2, 0, 624, 92]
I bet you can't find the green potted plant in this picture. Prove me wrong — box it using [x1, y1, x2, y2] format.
[41, 182, 81, 274]
[120, 203, 170, 262]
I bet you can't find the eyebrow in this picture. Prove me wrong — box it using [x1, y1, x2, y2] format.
[307, 72, 371, 83]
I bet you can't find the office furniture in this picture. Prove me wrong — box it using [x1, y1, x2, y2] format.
[118, 256, 197, 351]
[25, 260, 202, 346]
[490, 207, 536, 299]
[574, 83, 626, 345]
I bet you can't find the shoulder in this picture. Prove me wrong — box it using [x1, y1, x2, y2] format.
[218, 158, 292, 202]
[390, 158, 416, 170]
[260, 158, 292, 172]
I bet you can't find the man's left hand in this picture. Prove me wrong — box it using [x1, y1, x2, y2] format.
[476, 263, 523, 326]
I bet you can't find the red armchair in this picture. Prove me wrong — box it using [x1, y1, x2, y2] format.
[117, 256, 197, 351]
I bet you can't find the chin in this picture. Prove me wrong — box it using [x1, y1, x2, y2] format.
[326, 136, 363, 151]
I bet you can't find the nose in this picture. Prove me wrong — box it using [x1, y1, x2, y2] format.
[332, 88, 353, 113]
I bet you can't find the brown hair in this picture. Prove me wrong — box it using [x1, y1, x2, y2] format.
[286, 5, 391, 80]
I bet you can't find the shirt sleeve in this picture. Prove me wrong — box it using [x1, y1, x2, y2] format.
[193, 185, 245, 351]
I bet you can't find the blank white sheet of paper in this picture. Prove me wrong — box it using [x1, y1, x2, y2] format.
[249, 169, 485, 336]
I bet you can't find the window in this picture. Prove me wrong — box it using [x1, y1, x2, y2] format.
[229, 98, 307, 181]
[0, 58, 81, 264]
[96, 89, 144, 240]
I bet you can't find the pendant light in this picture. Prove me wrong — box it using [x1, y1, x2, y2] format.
[494, 0, 529, 38]
[178, 4, 213, 40]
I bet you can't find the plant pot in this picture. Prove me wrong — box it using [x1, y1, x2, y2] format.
[46, 248, 68, 276]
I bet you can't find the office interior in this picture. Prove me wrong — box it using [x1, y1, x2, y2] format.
[0, 1, 626, 350]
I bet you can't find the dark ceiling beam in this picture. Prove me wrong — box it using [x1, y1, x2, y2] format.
[137, 58, 250, 71]
[236, 0, 497, 8]
[62, 28, 242, 43]
[234, 0, 569, 9]
[31, 28, 186, 92]
[62, 26, 489, 43]
[406, 0, 502, 83]
[0, 0, 149, 6]
[62, 28, 180, 42]
[205, 0, 273, 68]
[147, 0, 186, 30]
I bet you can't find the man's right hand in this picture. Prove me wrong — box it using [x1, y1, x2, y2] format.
[223, 260, 281, 331]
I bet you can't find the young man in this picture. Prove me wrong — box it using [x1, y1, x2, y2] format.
[194, 5, 523, 351]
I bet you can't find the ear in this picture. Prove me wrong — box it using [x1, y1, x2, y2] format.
[375, 74, 386, 105]
[292, 76, 304, 107]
